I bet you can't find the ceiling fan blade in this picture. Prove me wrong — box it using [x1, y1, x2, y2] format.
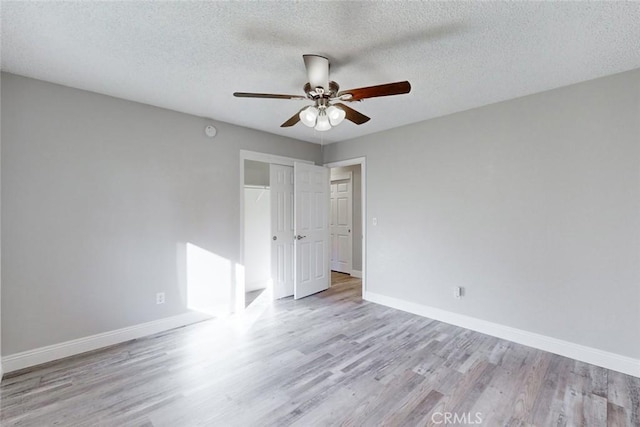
[280, 108, 305, 127]
[234, 92, 306, 100]
[303, 54, 329, 90]
[338, 81, 411, 101]
[334, 103, 370, 125]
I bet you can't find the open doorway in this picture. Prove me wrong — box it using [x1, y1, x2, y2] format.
[243, 159, 272, 308]
[240, 151, 327, 310]
[240, 151, 359, 310]
[327, 158, 366, 300]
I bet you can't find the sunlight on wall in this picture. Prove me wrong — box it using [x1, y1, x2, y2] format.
[180, 242, 278, 336]
[186, 243, 233, 316]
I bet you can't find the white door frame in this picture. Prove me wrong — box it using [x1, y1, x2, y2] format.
[324, 157, 366, 297]
[239, 150, 313, 312]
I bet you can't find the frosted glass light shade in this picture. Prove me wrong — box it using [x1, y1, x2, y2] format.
[314, 113, 331, 131]
[299, 106, 319, 127]
[326, 105, 346, 126]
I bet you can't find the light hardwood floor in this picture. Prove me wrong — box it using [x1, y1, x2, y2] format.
[1, 272, 639, 426]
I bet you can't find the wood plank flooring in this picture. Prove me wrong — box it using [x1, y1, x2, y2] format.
[1, 272, 639, 426]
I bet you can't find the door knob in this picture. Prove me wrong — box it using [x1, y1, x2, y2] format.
[272, 236, 277, 241]
[296, 235, 307, 240]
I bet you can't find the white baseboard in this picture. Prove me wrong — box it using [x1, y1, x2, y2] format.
[364, 291, 640, 378]
[1, 311, 213, 375]
[351, 270, 362, 278]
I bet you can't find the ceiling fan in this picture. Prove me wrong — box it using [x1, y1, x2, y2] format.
[233, 54, 411, 131]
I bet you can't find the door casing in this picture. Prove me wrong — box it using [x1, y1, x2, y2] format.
[324, 158, 366, 298]
[239, 152, 366, 309]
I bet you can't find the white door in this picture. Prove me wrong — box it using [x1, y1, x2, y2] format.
[330, 176, 352, 273]
[294, 162, 330, 299]
[270, 164, 295, 299]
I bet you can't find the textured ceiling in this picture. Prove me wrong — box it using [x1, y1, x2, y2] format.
[2, 2, 639, 144]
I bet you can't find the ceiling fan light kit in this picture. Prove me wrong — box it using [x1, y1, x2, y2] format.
[234, 54, 411, 132]
[299, 104, 346, 131]
[314, 111, 332, 132]
[300, 106, 319, 127]
[327, 105, 346, 126]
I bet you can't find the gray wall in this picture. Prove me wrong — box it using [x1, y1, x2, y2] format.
[1, 72, 321, 355]
[324, 69, 640, 359]
[330, 165, 362, 271]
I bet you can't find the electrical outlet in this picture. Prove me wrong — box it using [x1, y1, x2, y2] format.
[156, 292, 165, 305]
[454, 287, 463, 299]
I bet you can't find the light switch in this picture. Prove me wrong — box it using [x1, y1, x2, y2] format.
[372, 217, 378, 226]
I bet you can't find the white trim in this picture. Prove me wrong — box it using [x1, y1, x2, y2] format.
[240, 150, 314, 167]
[324, 157, 366, 297]
[324, 157, 366, 168]
[364, 291, 640, 378]
[350, 270, 363, 278]
[1, 311, 212, 374]
[330, 172, 351, 182]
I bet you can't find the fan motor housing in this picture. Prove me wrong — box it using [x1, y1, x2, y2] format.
[304, 81, 339, 100]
